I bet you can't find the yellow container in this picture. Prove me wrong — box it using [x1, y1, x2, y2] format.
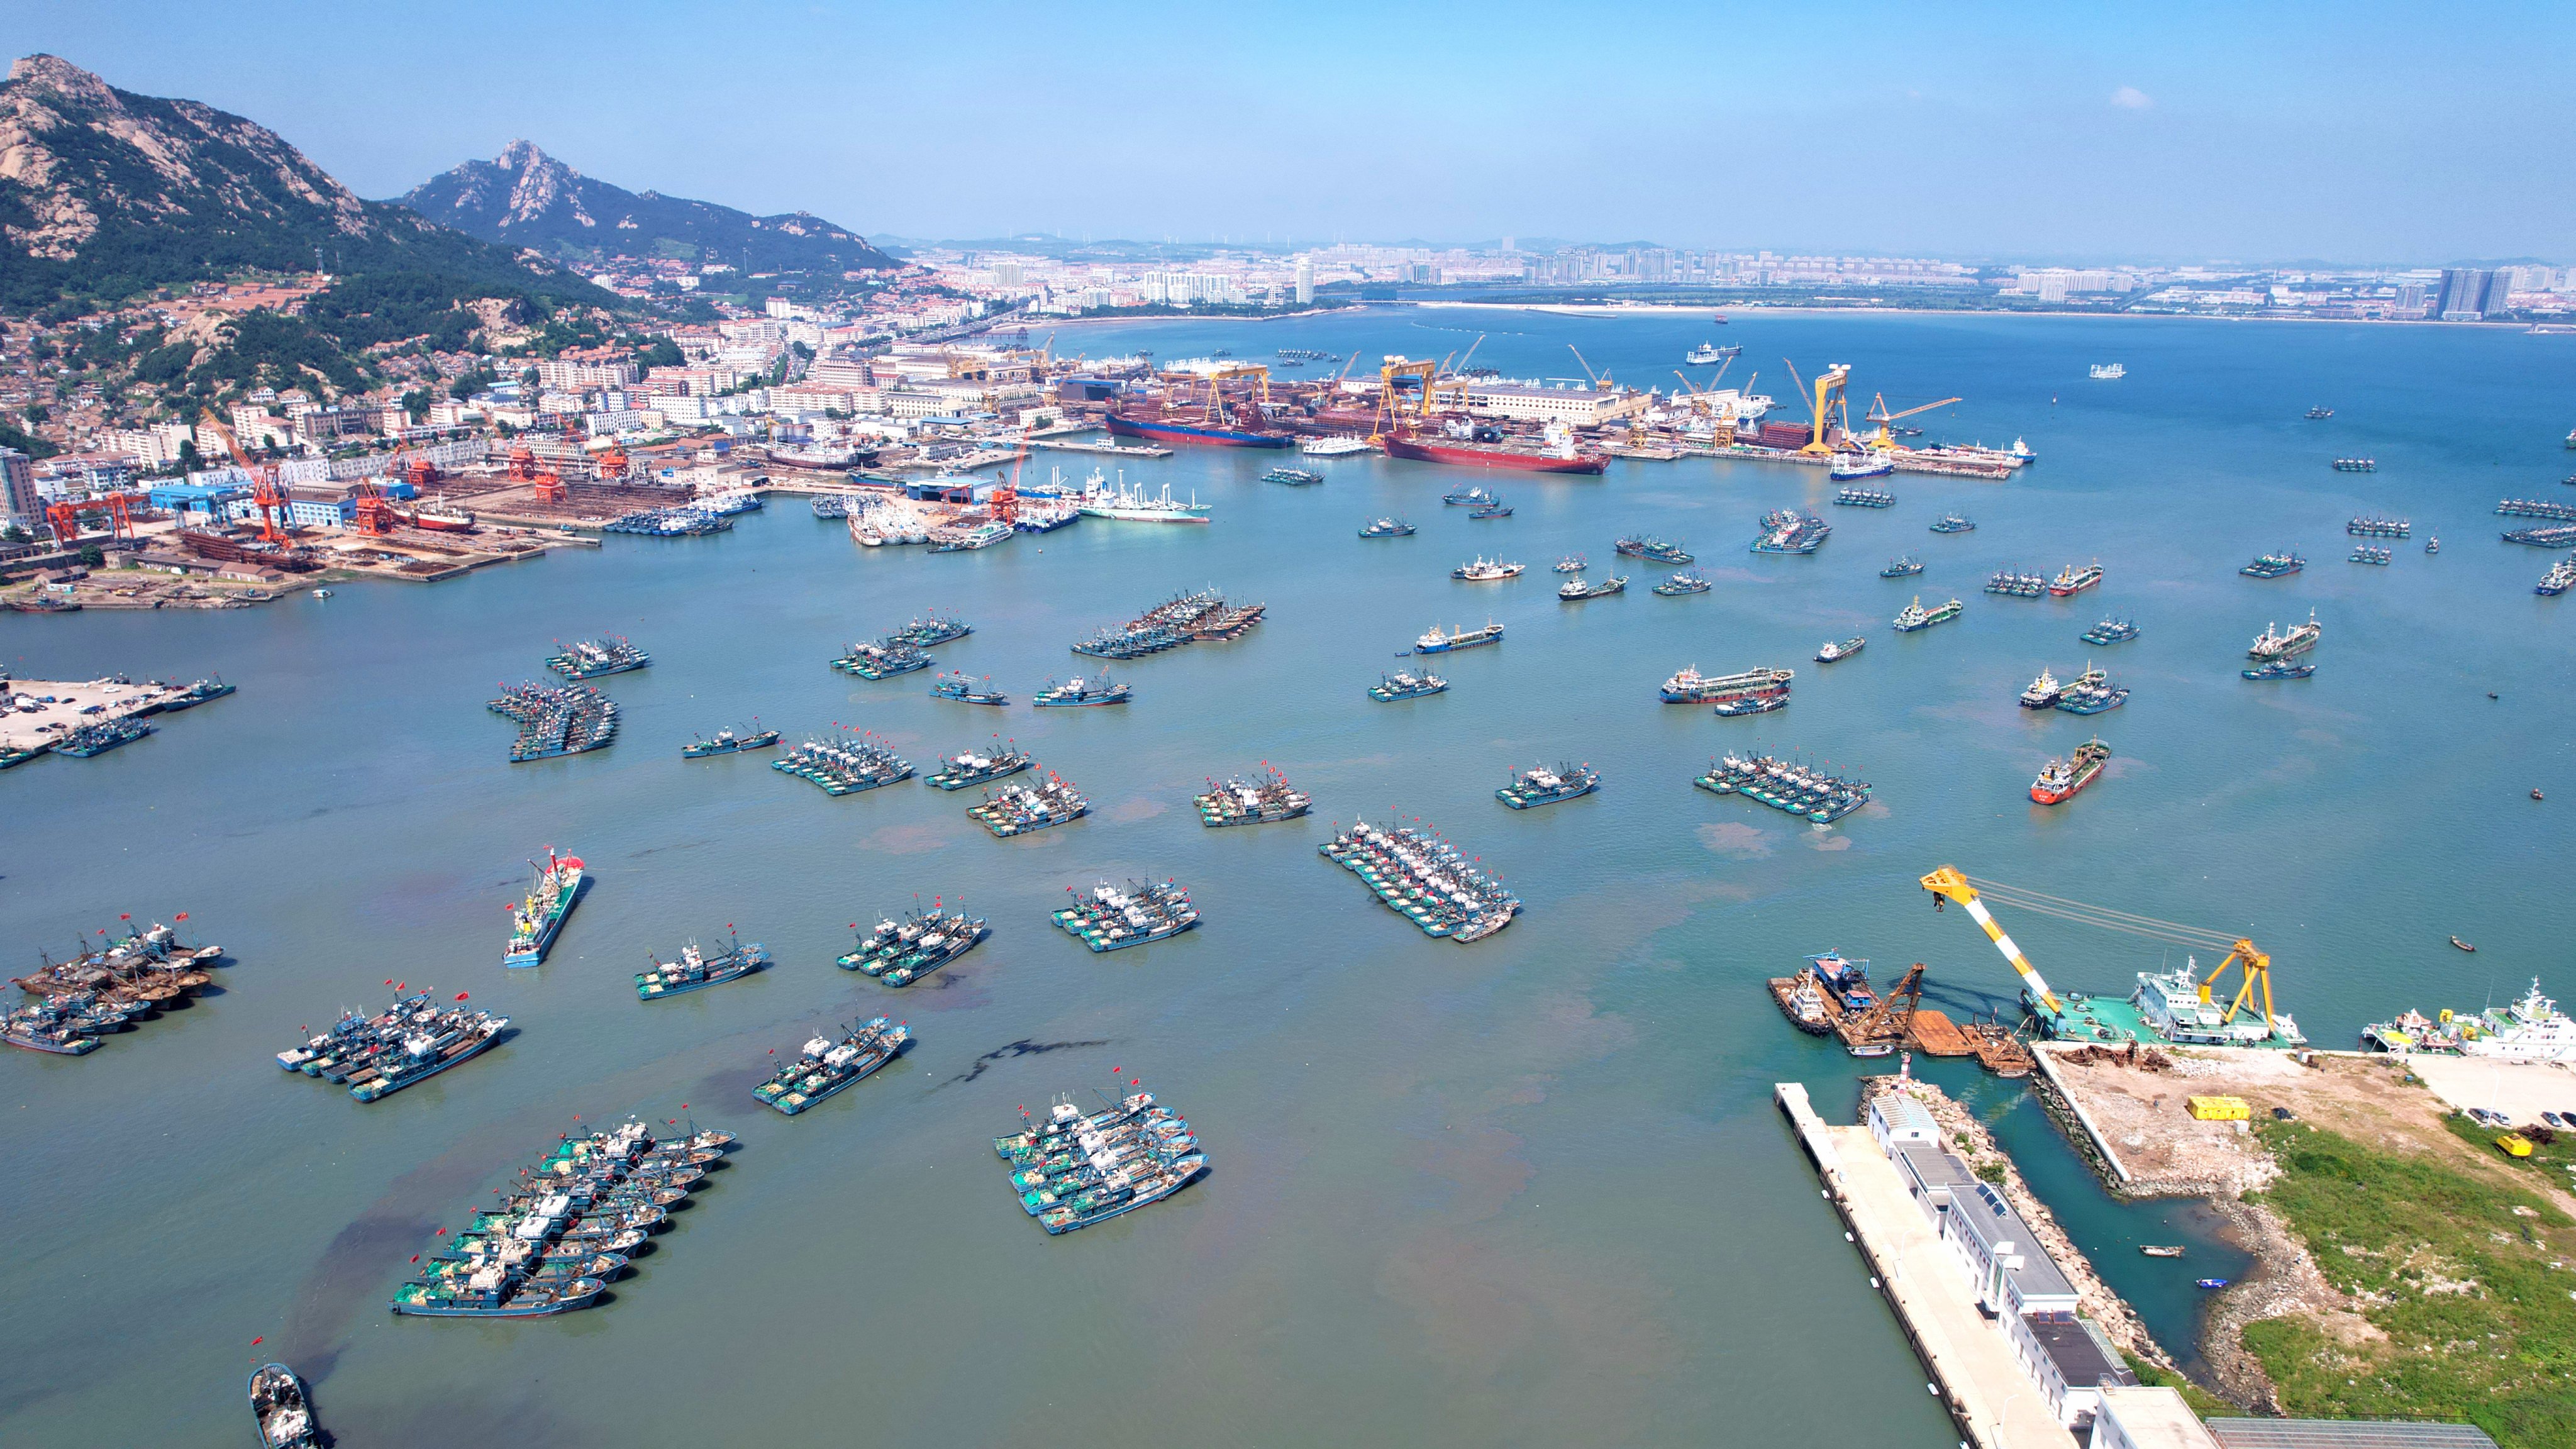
[2186, 1096, 2251, 1121]
[2497, 1133, 2533, 1158]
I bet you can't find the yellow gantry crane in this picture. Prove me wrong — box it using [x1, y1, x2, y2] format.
[1779, 360, 1852, 454]
[1858, 392, 1964, 452]
[1919, 867, 2289, 1038]
[1372, 358, 1438, 440]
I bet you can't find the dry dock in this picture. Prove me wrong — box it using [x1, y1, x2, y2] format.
[1776, 1082, 2079, 1449]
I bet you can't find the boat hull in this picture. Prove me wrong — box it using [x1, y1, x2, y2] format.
[1384, 436, 1609, 474]
[1104, 414, 1290, 448]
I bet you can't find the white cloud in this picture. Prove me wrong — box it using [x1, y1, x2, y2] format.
[2111, 86, 2153, 110]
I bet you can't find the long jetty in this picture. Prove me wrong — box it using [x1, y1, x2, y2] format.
[1774, 1082, 2077, 1449]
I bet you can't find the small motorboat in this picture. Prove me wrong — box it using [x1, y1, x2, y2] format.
[2195, 1278, 2229, 1291]
[250, 1362, 319, 1448]
[310, 588, 333, 599]
[2140, 1245, 2185, 1258]
[2535, 789, 2547, 801]
[2450, 935, 2476, 952]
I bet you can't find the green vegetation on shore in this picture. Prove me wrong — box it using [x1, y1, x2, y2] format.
[2241, 1122, 2575, 1447]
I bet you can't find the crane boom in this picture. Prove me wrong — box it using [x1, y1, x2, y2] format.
[1920, 867, 2063, 1013]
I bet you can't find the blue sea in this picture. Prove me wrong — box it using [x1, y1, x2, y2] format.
[3, 307, 2569, 1445]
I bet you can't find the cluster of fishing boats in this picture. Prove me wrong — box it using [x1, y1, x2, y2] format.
[1073, 588, 1263, 658]
[970, 774, 1090, 836]
[604, 505, 730, 536]
[841, 904, 985, 985]
[1751, 509, 1831, 555]
[389, 1121, 735, 1316]
[2346, 514, 2409, 537]
[636, 933, 769, 999]
[835, 638, 932, 679]
[2350, 544, 2393, 565]
[1319, 818, 1520, 943]
[1696, 752, 1870, 825]
[1052, 880, 1201, 952]
[926, 739, 1033, 789]
[1985, 569, 2047, 598]
[2240, 551, 2304, 579]
[545, 636, 650, 680]
[1833, 487, 1896, 508]
[1496, 762, 1600, 809]
[48, 714, 155, 758]
[1929, 514, 1976, 534]
[277, 991, 511, 1102]
[1195, 766, 1313, 826]
[2080, 618, 2140, 646]
[930, 670, 1008, 705]
[994, 1092, 1208, 1235]
[489, 682, 619, 762]
[754, 1017, 909, 1113]
[773, 731, 914, 794]
[1370, 669, 1448, 701]
[4, 919, 223, 1055]
[1616, 535, 1694, 565]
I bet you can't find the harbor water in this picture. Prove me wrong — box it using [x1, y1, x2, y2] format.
[3, 308, 2570, 1445]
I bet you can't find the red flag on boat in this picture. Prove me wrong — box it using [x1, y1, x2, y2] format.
[175, 913, 187, 921]
[251, 1336, 262, 1346]
[456, 992, 469, 1001]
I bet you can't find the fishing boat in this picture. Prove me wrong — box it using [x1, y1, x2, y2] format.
[1496, 762, 1601, 809]
[1052, 880, 1201, 952]
[1816, 636, 1865, 663]
[1368, 670, 1448, 701]
[1749, 509, 1831, 555]
[967, 776, 1089, 836]
[547, 636, 650, 679]
[3, 1008, 101, 1055]
[1713, 692, 1787, 717]
[1416, 620, 1504, 653]
[153, 677, 236, 712]
[1662, 665, 1794, 707]
[2241, 659, 2314, 680]
[636, 934, 770, 1000]
[928, 671, 1009, 706]
[1195, 766, 1313, 825]
[1359, 516, 1415, 538]
[2247, 610, 2323, 660]
[2018, 668, 2063, 709]
[1441, 486, 1497, 506]
[1451, 557, 1524, 581]
[250, 1364, 319, 1448]
[1616, 535, 1694, 565]
[2141, 1245, 2186, 1257]
[52, 716, 153, 757]
[682, 726, 780, 758]
[2239, 552, 2305, 579]
[1880, 556, 1924, 577]
[1652, 571, 1710, 596]
[2426, 534, 2441, 554]
[1892, 596, 1963, 631]
[2450, 936, 2475, 953]
[341, 1006, 511, 1102]
[2031, 738, 2111, 805]
[1033, 675, 1131, 708]
[1558, 574, 1627, 600]
[924, 741, 1033, 790]
[503, 852, 584, 967]
[1263, 466, 1324, 486]
[2054, 664, 2128, 714]
[753, 1018, 910, 1114]
[2048, 564, 2104, 597]
[1555, 554, 1588, 573]
[1928, 514, 1975, 535]
[2080, 618, 2140, 646]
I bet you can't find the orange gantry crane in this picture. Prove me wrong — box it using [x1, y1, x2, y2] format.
[197, 411, 294, 544]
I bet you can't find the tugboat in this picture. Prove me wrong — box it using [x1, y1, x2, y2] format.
[1496, 761, 1601, 809]
[1441, 486, 1497, 506]
[1195, 767, 1313, 826]
[1555, 554, 1588, 574]
[636, 933, 770, 999]
[1360, 516, 1416, 538]
[1451, 556, 1524, 581]
[1033, 675, 1131, 707]
[1816, 636, 1866, 663]
[1616, 535, 1694, 565]
[2239, 552, 2305, 579]
[1468, 500, 1515, 519]
[504, 852, 584, 967]
[2247, 610, 2323, 660]
[845, 905, 987, 984]
[754, 1018, 910, 1113]
[1263, 466, 1324, 486]
[925, 740, 1033, 789]
[1928, 514, 1976, 534]
[1652, 571, 1710, 596]
[2031, 738, 2110, 805]
[2080, 618, 2140, 646]
[547, 636, 651, 679]
[2019, 667, 2063, 709]
[2241, 659, 2315, 680]
[1369, 670, 1448, 701]
[1892, 596, 1963, 631]
[682, 726, 781, 758]
[1880, 555, 1924, 578]
[1051, 880, 1201, 952]
[929, 671, 1009, 705]
[250, 1363, 320, 1448]
[1558, 574, 1628, 600]
[1416, 620, 1504, 653]
[2048, 564, 2104, 597]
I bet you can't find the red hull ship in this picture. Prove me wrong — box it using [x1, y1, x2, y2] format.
[2030, 739, 2110, 804]
[1104, 408, 1291, 449]
[1382, 433, 1609, 475]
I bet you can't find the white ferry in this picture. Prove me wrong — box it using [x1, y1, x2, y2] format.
[1075, 474, 1210, 524]
[2363, 980, 2576, 1062]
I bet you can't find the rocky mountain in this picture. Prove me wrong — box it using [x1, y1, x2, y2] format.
[0, 54, 579, 311]
[399, 140, 895, 275]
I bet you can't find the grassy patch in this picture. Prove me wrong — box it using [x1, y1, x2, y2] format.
[2242, 1122, 2576, 1447]
[2121, 1352, 2232, 1418]
[2438, 1112, 2576, 1189]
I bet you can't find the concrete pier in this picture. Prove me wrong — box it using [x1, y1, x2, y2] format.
[1776, 1082, 2077, 1449]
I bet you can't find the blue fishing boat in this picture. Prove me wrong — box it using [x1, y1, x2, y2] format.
[682, 726, 780, 758]
[1359, 516, 1416, 538]
[1033, 675, 1131, 707]
[928, 671, 1009, 706]
[1880, 555, 1924, 578]
[636, 935, 770, 1000]
[1929, 514, 1976, 535]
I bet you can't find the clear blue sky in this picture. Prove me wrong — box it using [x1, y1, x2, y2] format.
[12, 0, 2573, 264]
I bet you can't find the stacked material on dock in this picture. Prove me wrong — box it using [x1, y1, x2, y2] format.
[1072, 587, 1265, 658]
[993, 1091, 1208, 1235]
[772, 731, 913, 794]
[1050, 880, 1201, 952]
[840, 904, 986, 985]
[488, 682, 619, 761]
[833, 638, 933, 679]
[2497, 497, 2576, 521]
[390, 1121, 736, 1316]
[1318, 818, 1520, 943]
[1194, 766, 1313, 826]
[1695, 752, 1870, 825]
[275, 991, 511, 1102]
[753, 1018, 909, 1113]
[5, 919, 223, 1055]
[969, 774, 1089, 836]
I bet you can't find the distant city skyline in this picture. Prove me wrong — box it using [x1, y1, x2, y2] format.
[10, 0, 2575, 266]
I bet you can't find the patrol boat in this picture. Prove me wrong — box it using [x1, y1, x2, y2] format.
[503, 852, 584, 967]
[753, 1018, 910, 1114]
[841, 906, 986, 985]
[1369, 670, 1449, 701]
[636, 934, 770, 999]
[1496, 762, 1601, 809]
[546, 636, 650, 680]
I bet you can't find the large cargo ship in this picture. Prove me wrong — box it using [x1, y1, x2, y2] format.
[503, 852, 583, 967]
[1383, 428, 1609, 475]
[1104, 408, 1290, 449]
